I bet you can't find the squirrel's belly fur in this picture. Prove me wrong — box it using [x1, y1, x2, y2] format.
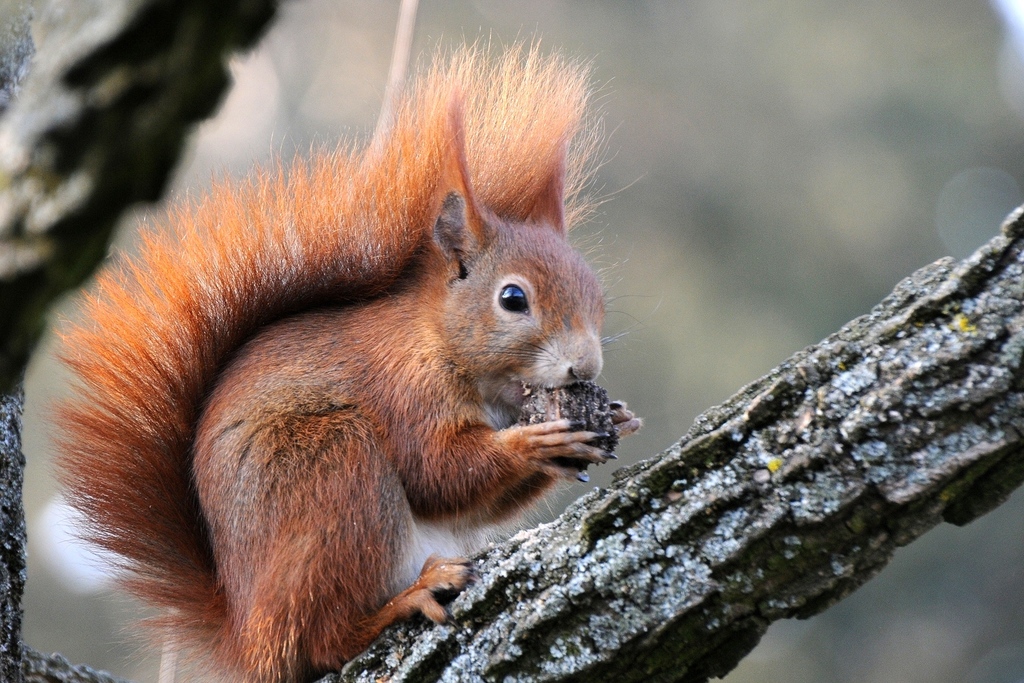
[55, 44, 605, 682]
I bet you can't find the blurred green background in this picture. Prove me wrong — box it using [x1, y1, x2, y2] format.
[16, 0, 1024, 681]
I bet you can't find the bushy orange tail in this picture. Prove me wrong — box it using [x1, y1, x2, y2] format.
[55, 44, 597, 674]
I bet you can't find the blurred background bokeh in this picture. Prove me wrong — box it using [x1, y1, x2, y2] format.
[14, 0, 1024, 681]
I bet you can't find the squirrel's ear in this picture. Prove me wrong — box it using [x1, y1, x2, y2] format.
[526, 151, 567, 234]
[433, 98, 486, 262]
[434, 191, 477, 263]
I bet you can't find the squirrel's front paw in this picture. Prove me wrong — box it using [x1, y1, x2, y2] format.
[609, 400, 643, 437]
[505, 419, 613, 482]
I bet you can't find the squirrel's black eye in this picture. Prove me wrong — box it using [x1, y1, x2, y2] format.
[499, 284, 529, 313]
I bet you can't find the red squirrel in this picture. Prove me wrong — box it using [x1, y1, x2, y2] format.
[56, 46, 640, 682]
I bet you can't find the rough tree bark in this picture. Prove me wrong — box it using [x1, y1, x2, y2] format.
[1, 387, 27, 683]
[316, 212, 1024, 683]
[2, 2, 1024, 683]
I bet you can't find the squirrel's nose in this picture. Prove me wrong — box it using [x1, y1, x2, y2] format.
[567, 341, 603, 383]
[568, 364, 596, 382]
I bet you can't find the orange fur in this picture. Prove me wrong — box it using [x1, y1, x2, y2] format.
[56, 45, 617, 681]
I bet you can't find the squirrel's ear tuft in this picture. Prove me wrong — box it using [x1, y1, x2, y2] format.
[526, 150, 567, 234]
[433, 97, 486, 262]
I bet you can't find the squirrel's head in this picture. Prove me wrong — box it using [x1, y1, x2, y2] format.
[426, 117, 604, 425]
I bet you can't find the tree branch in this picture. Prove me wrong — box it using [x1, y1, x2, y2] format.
[0, 0, 278, 392]
[326, 210, 1024, 683]
[22, 647, 129, 683]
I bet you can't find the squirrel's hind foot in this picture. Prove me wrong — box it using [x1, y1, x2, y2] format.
[381, 555, 478, 625]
